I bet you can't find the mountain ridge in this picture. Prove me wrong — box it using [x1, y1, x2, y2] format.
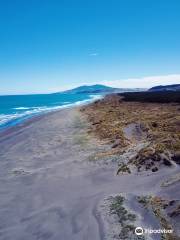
[54, 84, 146, 94]
[148, 84, 180, 92]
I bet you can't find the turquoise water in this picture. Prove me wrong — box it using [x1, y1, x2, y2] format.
[0, 93, 101, 130]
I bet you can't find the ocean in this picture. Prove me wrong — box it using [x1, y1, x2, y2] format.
[0, 93, 101, 130]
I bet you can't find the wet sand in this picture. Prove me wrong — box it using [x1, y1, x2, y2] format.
[0, 107, 179, 240]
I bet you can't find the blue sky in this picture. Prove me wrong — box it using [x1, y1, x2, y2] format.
[0, 0, 180, 94]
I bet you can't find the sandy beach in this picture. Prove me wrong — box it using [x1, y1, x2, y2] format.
[1, 0, 180, 239]
[0, 106, 180, 240]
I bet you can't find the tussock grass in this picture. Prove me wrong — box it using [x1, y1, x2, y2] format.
[82, 94, 180, 171]
[137, 195, 179, 240]
[108, 195, 143, 240]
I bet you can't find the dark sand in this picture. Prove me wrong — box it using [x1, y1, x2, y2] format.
[0, 108, 179, 240]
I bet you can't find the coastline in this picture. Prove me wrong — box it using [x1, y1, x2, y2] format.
[0, 96, 180, 240]
[0, 93, 103, 132]
[0, 106, 78, 141]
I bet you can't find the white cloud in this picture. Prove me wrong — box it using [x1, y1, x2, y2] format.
[101, 74, 180, 89]
[89, 53, 99, 56]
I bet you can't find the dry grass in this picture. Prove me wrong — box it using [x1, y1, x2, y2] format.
[81, 94, 180, 171]
[137, 195, 180, 240]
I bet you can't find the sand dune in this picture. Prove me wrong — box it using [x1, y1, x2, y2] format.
[0, 108, 179, 240]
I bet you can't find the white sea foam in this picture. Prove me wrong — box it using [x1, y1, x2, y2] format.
[0, 94, 102, 128]
[89, 94, 103, 100]
[13, 107, 31, 110]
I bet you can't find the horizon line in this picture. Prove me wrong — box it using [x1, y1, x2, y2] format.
[0, 74, 179, 96]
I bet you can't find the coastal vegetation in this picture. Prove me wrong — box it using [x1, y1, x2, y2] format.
[82, 91, 180, 239]
[101, 195, 145, 240]
[81, 92, 180, 173]
[119, 91, 180, 103]
[137, 195, 180, 240]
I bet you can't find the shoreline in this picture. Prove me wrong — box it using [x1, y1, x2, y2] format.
[0, 96, 179, 240]
[0, 94, 103, 134]
[0, 106, 78, 141]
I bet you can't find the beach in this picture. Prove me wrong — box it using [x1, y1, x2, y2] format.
[0, 102, 180, 240]
[1, 0, 180, 238]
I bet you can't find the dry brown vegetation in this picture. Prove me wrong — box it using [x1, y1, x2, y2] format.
[137, 195, 180, 240]
[81, 94, 180, 172]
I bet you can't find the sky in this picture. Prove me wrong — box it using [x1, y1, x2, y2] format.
[0, 0, 180, 95]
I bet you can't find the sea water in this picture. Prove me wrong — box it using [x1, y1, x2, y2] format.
[0, 93, 101, 130]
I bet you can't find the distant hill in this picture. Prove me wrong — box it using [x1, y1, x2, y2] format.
[58, 84, 145, 95]
[149, 84, 180, 92]
[63, 84, 117, 94]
